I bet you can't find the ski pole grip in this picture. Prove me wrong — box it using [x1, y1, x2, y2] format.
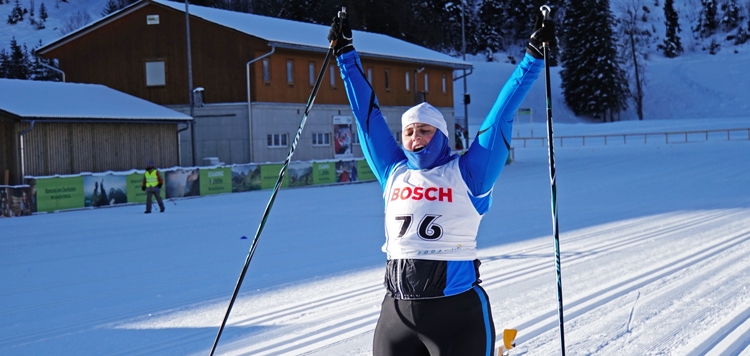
[540, 5, 551, 46]
[330, 7, 347, 48]
[540, 5, 550, 20]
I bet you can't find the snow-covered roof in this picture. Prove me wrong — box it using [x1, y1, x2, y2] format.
[0, 79, 192, 122]
[38, 0, 471, 70]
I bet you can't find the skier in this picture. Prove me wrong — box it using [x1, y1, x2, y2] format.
[142, 161, 165, 213]
[328, 10, 555, 356]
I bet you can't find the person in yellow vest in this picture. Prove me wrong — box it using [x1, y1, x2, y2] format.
[141, 161, 165, 213]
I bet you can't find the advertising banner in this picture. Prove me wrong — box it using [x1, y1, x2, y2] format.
[200, 167, 232, 196]
[260, 164, 289, 190]
[313, 161, 335, 185]
[335, 160, 358, 183]
[0, 186, 33, 217]
[84, 174, 127, 207]
[287, 162, 313, 187]
[165, 168, 200, 198]
[356, 159, 376, 182]
[35, 176, 84, 212]
[231, 165, 261, 192]
[126, 172, 165, 203]
[333, 115, 353, 159]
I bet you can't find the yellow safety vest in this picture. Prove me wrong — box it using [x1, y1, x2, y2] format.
[145, 170, 159, 187]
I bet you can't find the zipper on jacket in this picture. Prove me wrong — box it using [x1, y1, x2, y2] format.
[397, 260, 404, 299]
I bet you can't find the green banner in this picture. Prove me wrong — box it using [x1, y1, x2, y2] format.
[126, 172, 164, 203]
[200, 167, 232, 195]
[356, 159, 376, 181]
[260, 164, 289, 190]
[313, 162, 335, 185]
[35, 176, 85, 212]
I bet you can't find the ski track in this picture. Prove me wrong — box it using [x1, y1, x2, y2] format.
[4, 207, 749, 356]
[85, 208, 750, 356]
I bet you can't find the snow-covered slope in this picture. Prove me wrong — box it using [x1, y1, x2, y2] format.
[0, 0, 109, 49]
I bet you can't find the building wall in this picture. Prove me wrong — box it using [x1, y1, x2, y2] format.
[253, 48, 455, 108]
[18, 122, 179, 177]
[40, 2, 268, 106]
[172, 103, 250, 166]
[0, 117, 18, 184]
[172, 102, 455, 165]
[40, 2, 457, 110]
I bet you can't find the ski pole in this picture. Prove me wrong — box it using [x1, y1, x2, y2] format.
[162, 187, 177, 205]
[540, 5, 566, 356]
[208, 8, 347, 356]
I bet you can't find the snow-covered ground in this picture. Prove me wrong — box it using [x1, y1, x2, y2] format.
[2, 118, 749, 355]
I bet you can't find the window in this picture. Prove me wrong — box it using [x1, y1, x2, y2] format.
[267, 133, 288, 148]
[405, 71, 410, 91]
[262, 59, 270, 83]
[309, 62, 316, 85]
[312, 133, 331, 146]
[286, 60, 294, 85]
[367, 67, 373, 83]
[424, 72, 429, 92]
[330, 65, 336, 87]
[442, 74, 447, 93]
[384, 69, 390, 91]
[145, 61, 166, 86]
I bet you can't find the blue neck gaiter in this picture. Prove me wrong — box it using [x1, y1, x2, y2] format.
[404, 131, 455, 170]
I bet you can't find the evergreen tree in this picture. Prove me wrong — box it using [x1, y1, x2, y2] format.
[39, 2, 47, 20]
[560, 0, 629, 120]
[694, 0, 718, 38]
[7, 0, 25, 24]
[659, 0, 682, 57]
[101, 0, 122, 16]
[0, 49, 9, 78]
[720, 0, 739, 31]
[30, 40, 60, 81]
[478, 0, 506, 60]
[6, 38, 32, 79]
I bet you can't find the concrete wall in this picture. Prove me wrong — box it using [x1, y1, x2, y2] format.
[171, 102, 456, 166]
[171, 103, 250, 167]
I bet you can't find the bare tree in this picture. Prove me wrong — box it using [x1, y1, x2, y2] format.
[58, 10, 92, 36]
[617, 0, 652, 120]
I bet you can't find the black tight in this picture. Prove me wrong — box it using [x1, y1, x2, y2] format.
[373, 286, 495, 356]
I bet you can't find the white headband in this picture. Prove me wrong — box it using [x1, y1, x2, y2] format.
[401, 103, 448, 138]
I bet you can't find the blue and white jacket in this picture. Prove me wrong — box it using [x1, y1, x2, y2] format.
[337, 50, 542, 299]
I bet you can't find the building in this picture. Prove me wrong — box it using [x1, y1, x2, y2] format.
[35, 0, 472, 166]
[0, 79, 192, 185]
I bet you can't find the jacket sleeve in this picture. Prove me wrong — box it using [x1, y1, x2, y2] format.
[337, 50, 405, 190]
[157, 171, 163, 185]
[142, 175, 146, 188]
[459, 53, 543, 213]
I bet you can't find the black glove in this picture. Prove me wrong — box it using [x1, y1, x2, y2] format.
[157, 183, 163, 189]
[142, 186, 146, 191]
[328, 15, 353, 56]
[527, 11, 556, 59]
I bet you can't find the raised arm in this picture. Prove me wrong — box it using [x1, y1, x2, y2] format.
[330, 18, 405, 190]
[458, 11, 555, 213]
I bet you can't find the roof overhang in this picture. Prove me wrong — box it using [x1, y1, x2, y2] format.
[268, 41, 473, 70]
[36, 1, 152, 55]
